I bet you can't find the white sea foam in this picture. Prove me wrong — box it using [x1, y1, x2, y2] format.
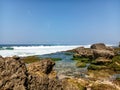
[0, 44, 113, 57]
[0, 45, 91, 57]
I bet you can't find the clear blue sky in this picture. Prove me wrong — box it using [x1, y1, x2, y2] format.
[0, 0, 120, 45]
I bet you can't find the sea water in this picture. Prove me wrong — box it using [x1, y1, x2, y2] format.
[0, 44, 90, 57]
[0, 44, 114, 78]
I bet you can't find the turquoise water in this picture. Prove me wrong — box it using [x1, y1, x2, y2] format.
[39, 52, 88, 78]
[40, 52, 120, 80]
[0, 46, 14, 50]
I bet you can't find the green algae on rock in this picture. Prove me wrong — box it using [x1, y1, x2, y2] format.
[76, 61, 86, 68]
[22, 56, 40, 64]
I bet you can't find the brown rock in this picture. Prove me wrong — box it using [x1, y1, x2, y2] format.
[0, 57, 27, 90]
[27, 59, 55, 74]
[73, 47, 94, 59]
[27, 59, 63, 90]
[48, 79, 63, 90]
[0, 55, 3, 58]
[13, 55, 20, 60]
[106, 46, 114, 51]
[96, 57, 111, 62]
[0, 56, 85, 90]
[28, 75, 63, 90]
[62, 78, 85, 90]
[93, 49, 114, 59]
[91, 43, 106, 50]
[27, 73, 49, 90]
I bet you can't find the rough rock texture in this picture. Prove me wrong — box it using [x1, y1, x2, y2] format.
[0, 57, 27, 90]
[91, 43, 114, 51]
[91, 43, 115, 59]
[0, 57, 64, 90]
[27, 72, 63, 90]
[93, 49, 115, 59]
[48, 79, 63, 90]
[27, 59, 63, 90]
[73, 43, 115, 60]
[90, 43, 107, 50]
[27, 59, 55, 74]
[73, 47, 94, 59]
[95, 57, 112, 62]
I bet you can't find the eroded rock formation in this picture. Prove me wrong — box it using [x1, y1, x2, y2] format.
[0, 56, 83, 90]
[0, 56, 64, 90]
[0, 56, 27, 90]
[73, 43, 115, 60]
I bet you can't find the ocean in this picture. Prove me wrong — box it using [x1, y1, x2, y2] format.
[0, 44, 114, 57]
[0, 44, 116, 78]
[0, 44, 91, 57]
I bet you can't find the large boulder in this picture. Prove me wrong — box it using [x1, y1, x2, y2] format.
[90, 43, 115, 59]
[27, 59, 63, 90]
[91, 43, 106, 50]
[73, 43, 115, 60]
[0, 57, 27, 90]
[91, 43, 114, 51]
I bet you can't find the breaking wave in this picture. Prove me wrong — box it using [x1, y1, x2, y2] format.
[0, 44, 113, 57]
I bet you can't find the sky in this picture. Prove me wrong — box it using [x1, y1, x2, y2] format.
[0, 0, 120, 45]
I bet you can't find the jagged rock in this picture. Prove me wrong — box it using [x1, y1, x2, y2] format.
[0, 57, 27, 90]
[0, 56, 86, 90]
[27, 59, 55, 74]
[28, 76, 63, 90]
[27, 73, 49, 90]
[48, 79, 63, 90]
[27, 60, 63, 90]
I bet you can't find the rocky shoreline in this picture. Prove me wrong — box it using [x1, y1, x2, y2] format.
[0, 43, 120, 90]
